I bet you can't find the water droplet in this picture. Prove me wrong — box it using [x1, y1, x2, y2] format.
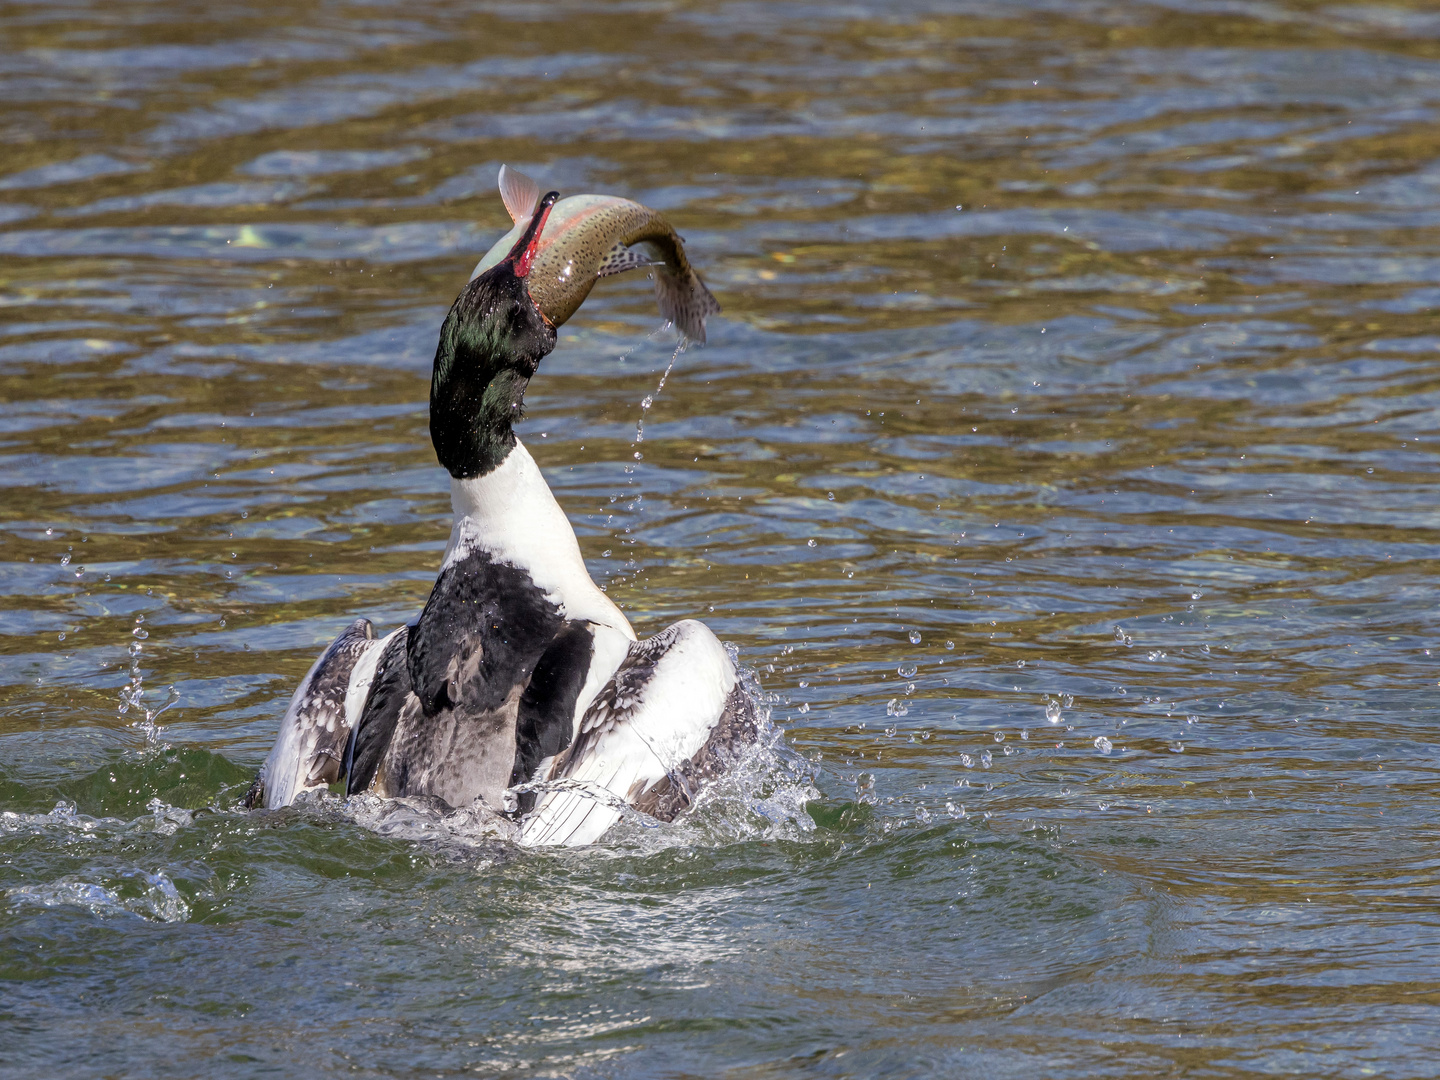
[908, 630, 922, 645]
[45, 528, 53, 536]
[961, 754, 973, 768]
[897, 663, 917, 678]
[57, 632, 66, 641]
[886, 698, 908, 717]
[980, 750, 992, 768]
[945, 640, 955, 650]
[132, 628, 148, 640]
[1168, 741, 1185, 753]
[1186, 714, 1198, 725]
[993, 731, 1004, 742]
[1094, 736, 1113, 754]
[1191, 590, 1203, 600]
[807, 538, 817, 547]
[60, 554, 71, 566]
[1063, 694, 1074, 708]
[827, 491, 835, 501]
[1045, 699, 1062, 724]
[797, 702, 809, 713]
[1020, 729, 1029, 740]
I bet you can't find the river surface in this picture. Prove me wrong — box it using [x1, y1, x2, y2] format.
[2, 1, 1439, 1076]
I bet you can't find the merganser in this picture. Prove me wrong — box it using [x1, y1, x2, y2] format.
[245, 171, 753, 847]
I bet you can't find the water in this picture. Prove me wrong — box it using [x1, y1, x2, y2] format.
[3, 0, 1440, 1074]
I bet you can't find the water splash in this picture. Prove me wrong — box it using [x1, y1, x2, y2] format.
[631, 337, 686, 458]
[7, 868, 189, 923]
[342, 792, 517, 854]
[117, 614, 179, 747]
[0, 799, 193, 840]
[331, 658, 815, 856]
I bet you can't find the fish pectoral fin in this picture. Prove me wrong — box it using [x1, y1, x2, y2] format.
[596, 241, 662, 278]
[498, 164, 541, 224]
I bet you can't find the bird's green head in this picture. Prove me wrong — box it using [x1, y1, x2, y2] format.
[430, 191, 559, 478]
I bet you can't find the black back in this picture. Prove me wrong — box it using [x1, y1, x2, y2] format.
[347, 542, 585, 808]
[406, 545, 566, 718]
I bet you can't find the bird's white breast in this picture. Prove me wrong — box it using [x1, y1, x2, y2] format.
[444, 439, 634, 640]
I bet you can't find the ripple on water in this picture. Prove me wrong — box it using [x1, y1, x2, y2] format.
[4, 0, 1440, 1075]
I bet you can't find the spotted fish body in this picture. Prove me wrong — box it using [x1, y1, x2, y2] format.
[471, 167, 721, 344]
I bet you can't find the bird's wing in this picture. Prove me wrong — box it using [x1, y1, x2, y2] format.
[518, 619, 744, 847]
[343, 624, 411, 796]
[245, 619, 387, 808]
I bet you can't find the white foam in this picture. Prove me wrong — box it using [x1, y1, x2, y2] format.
[7, 868, 190, 923]
[276, 664, 817, 857]
[0, 798, 193, 839]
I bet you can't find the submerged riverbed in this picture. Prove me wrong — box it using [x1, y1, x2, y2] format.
[3, 0, 1440, 1075]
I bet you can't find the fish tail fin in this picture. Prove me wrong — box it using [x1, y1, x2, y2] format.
[498, 164, 541, 223]
[654, 265, 721, 345]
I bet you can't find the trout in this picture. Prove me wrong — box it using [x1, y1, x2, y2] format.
[471, 165, 721, 344]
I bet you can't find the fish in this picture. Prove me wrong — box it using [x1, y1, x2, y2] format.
[470, 165, 721, 344]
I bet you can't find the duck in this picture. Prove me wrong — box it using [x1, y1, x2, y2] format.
[244, 168, 754, 846]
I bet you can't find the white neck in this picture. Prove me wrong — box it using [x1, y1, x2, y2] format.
[444, 439, 634, 639]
